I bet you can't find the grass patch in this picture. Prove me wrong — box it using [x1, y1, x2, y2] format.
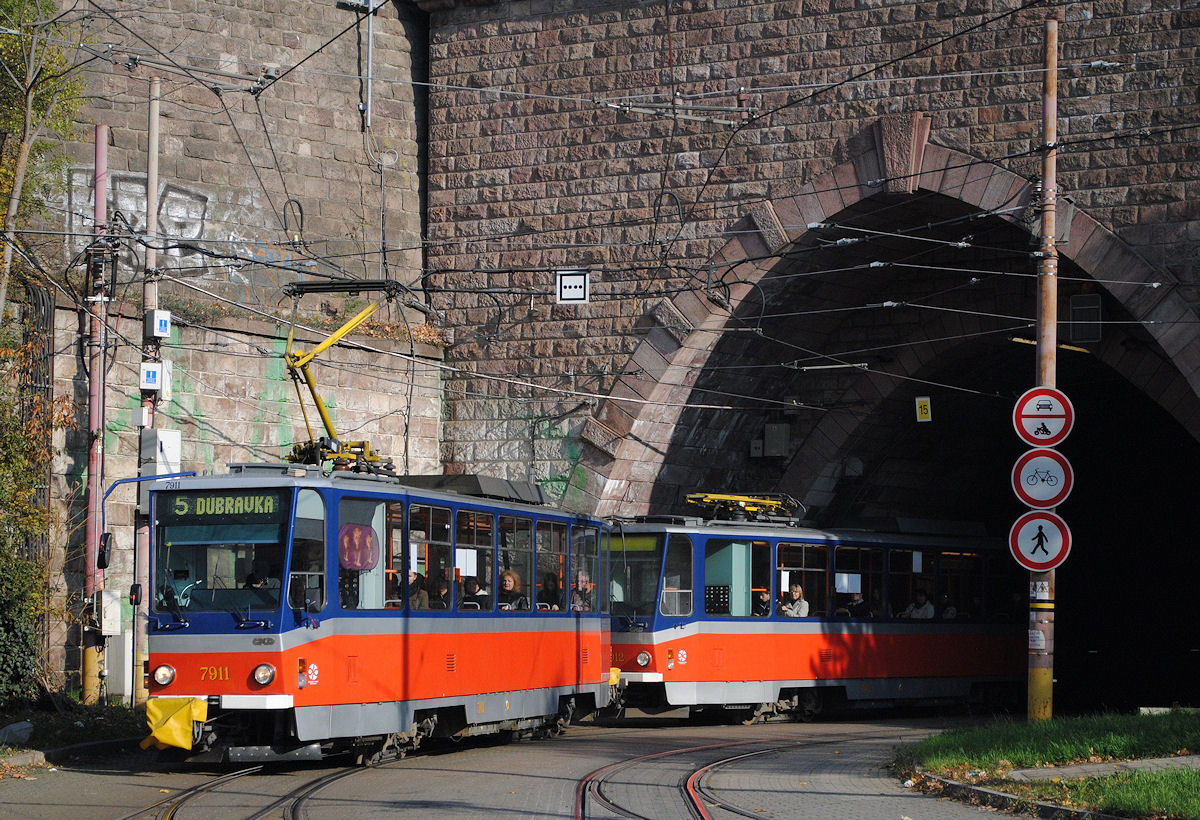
[895, 710, 1200, 819]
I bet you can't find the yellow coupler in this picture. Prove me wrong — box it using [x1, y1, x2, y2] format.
[141, 697, 208, 750]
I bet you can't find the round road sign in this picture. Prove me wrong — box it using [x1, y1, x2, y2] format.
[1011, 448, 1074, 509]
[1009, 510, 1071, 572]
[1013, 386, 1074, 447]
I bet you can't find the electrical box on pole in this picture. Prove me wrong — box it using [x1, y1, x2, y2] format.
[138, 428, 182, 512]
[145, 309, 171, 339]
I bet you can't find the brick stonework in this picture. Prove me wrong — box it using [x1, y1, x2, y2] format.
[418, 0, 1198, 512]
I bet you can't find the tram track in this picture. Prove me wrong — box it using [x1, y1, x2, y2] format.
[111, 745, 411, 819]
[574, 728, 873, 820]
[111, 765, 264, 820]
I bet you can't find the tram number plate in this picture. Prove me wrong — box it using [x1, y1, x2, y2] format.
[200, 666, 230, 681]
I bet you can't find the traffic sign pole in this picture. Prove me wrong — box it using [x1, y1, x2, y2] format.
[1030, 18, 1059, 724]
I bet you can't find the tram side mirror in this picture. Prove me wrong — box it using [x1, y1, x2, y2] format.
[97, 532, 112, 570]
[129, 583, 142, 607]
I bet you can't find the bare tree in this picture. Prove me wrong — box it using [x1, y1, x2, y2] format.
[0, 0, 88, 319]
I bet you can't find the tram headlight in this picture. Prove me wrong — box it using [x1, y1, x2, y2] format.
[636, 651, 651, 667]
[152, 664, 175, 686]
[252, 663, 276, 686]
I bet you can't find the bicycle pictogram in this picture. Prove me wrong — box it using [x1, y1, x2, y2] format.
[1025, 468, 1059, 487]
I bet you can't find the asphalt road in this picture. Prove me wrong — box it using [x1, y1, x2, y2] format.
[0, 715, 1013, 819]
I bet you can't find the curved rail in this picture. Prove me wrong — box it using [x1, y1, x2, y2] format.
[574, 738, 777, 820]
[111, 766, 264, 820]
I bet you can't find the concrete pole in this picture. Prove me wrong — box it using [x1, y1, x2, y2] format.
[133, 77, 161, 708]
[82, 124, 109, 705]
[1028, 18, 1058, 722]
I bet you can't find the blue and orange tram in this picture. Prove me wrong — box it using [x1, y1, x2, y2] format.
[606, 496, 1026, 723]
[143, 465, 612, 762]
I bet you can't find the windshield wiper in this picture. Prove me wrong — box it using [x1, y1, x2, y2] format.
[155, 589, 190, 629]
[230, 608, 273, 630]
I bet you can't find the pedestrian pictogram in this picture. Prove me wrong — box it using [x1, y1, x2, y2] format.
[1013, 386, 1074, 447]
[1011, 448, 1073, 509]
[1009, 510, 1071, 571]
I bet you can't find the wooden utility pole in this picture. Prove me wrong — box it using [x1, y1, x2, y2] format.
[1028, 18, 1059, 722]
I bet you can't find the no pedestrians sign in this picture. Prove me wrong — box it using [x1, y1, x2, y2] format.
[1009, 510, 1071, 572]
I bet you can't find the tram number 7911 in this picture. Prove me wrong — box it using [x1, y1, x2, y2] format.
[200, 666, 231, 681]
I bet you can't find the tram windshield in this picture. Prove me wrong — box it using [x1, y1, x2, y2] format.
[607, 530, 666, 618]
[153, 489, 291, 613]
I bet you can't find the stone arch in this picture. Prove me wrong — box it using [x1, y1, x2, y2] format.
[582, 115, 1200, 518]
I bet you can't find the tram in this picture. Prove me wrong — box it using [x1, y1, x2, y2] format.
[607, 494, 1025, 723]
[142, 464, 612, 762]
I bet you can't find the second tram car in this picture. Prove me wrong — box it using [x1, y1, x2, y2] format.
[143, 465, 612, 762]
[607, 501, 1025, 722]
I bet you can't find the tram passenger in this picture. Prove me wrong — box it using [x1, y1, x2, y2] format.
[429, 579, 450, 609]
[899, 589, 934, 619]
[243, 559, 279, 589]
[537, 573, 562, 611]
[939, 593, 957, 620]
[752, 589, 773, 616]
[779, 583, 809, 617]
[408, 571, 429, 610]
[845, 591, 872, 619]
[498, 570, 528, 610]
[570, 570, 592, 611]
[460, 576, 490, 610]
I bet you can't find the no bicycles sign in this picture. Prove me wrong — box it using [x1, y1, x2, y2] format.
[1011, 448, 1074, 509]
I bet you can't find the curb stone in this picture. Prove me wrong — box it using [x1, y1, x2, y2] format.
[927, 775, 1125, 820]
[1, 749, 46, 768]
[923, 755, 1200, 820]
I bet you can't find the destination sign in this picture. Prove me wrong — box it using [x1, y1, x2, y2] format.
[158, 490, 287, 524]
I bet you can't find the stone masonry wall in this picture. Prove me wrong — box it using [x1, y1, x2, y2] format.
[66, 0, 427, 305]
[420, 0, 1198, 510]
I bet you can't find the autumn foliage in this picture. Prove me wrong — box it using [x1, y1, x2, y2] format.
[0, 335, 74, 702]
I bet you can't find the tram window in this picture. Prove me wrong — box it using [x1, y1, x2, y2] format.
[498, 516, 533, 611]
[411, 504, 452, 609]
[338, 498, 386, 610]
[937, 550, 983, 620]
[607, 531, 661, 617]
[985, 553, 1025, 621]
[287, 489, 326, 612]
[382, 502, 406, 609]
[570, 524, 600, 612]
[777, 542, 827, 616]
[659, 534, 693, 617]
[456, 510, 494, 612]
[154, 488, 291, 612]
[834, 546, 883, 618]
[703, 539, 769, 617]
[536, 521, 568, 611]
[887, 549, 936, 619]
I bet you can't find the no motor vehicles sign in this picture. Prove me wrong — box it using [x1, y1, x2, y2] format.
[1013, 386, 1074, 447]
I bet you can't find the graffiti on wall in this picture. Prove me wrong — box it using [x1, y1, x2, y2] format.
[66, 168, 319, 303]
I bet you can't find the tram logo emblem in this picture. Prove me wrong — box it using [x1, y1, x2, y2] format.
[676, 650, 687, 665]
[306, 663, 320, 685]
